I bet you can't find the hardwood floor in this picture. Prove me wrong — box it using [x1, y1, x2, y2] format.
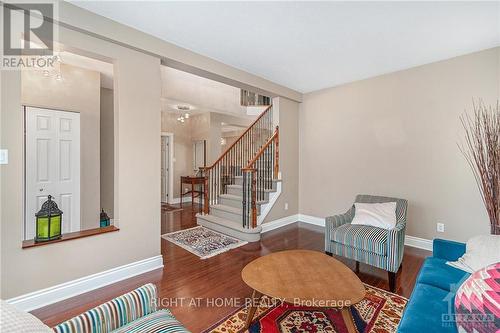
[32, 204, 429, 332]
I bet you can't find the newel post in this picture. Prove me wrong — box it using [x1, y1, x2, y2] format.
[274, 126, 279, 179]
[250, 169, 257, 228]
[200, 167, 210, 215]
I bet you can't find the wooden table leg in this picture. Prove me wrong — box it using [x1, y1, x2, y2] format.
[191, 183, 194, 204]
[340, 307, 356, 333]
[245, 290, 263, 329]
[180, 182, 183, 207]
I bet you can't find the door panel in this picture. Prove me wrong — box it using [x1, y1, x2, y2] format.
[25, 107, 81, 240]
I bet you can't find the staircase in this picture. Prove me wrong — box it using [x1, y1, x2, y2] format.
[197, 105, 280, 242]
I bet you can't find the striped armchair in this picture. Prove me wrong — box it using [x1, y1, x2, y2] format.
[325, 194, 408, 292]
[53, 283, 190, 333]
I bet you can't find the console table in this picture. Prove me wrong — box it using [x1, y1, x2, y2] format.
[180, 176, 205, 211]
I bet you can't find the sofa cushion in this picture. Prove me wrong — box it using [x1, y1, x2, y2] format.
[331, 223, 387, 256]
[0, 300, 53, 333]
[398, 283, 456, 333]
[417, 257, 470, 291]
[111, 309, 189, 333]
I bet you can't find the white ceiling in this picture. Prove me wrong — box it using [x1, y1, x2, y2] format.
[161, 66, 255, 119]
[72, 1, 500, 93]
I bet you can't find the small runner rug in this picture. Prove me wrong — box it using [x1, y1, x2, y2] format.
[162, 226, 247, 259]
[203, 284, 407, 333]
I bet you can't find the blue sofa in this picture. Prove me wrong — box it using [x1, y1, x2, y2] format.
[398, 239, 469, 332]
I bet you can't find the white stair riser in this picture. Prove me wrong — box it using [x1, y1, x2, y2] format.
[219, 196, 242, 209]
[226, 187, 271, 200]
[226, 182, 276, 195]
[218, 197, 262, 214]
[211, 207, 244, 223]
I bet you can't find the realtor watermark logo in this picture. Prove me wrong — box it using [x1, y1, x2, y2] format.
[1, 1, 58, 70]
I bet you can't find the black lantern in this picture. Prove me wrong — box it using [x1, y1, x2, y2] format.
[35, 195, 62, 242]
[100, 209, 110, 227]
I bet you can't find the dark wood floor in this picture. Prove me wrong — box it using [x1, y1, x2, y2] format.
[32, 204, 429, 332]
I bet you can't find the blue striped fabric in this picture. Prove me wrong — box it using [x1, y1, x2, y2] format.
[111, 309, 189, 333]
[325, 194, 408, 273]
[331, 223, 387, 256]
[52, 284, 188, 333]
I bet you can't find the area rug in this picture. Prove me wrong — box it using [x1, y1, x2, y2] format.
[162, 226, 247, 259]
[203, 284, 407, 333]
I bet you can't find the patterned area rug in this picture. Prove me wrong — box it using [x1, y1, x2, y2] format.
[162, 226, 247, 259]
[203, 284, 407, 333]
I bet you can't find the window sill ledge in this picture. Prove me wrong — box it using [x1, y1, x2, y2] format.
[22, 225, 119, 249]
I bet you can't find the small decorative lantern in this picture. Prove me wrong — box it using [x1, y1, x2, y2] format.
[100, 209, 110, 227]
[35, 195, 62, 242]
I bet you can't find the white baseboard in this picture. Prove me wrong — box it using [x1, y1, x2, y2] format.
[404, 235, 433, 251]
[6, 255, 164, 312]
[261, 214, 299, 233]
[265, 213, 433, 252]
[298, 214, 325, 226]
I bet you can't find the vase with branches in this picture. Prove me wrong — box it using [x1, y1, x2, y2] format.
[459, 100, 499, 235]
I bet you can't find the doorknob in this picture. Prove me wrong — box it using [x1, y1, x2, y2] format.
[39, 188, 43, 192]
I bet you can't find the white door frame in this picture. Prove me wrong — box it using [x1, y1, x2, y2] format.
[161, 132, 174, 204]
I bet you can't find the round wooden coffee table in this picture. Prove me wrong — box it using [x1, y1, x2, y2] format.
[241, 249, 366, 332]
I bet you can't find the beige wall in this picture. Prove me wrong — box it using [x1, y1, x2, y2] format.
[100, 87, 114, 217]
[299, 48, 499, 242]
[190, 113, 210, 170]
[1, 23, 161, 298]
[209, 113, 253, 164]
[264, 97, 300, 222]
[21, 64, 101, 231]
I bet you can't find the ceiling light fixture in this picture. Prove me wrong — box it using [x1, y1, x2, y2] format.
[176, 105, 191, 111]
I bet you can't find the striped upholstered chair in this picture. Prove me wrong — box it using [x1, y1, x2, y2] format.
[325, 194, 408, 292]
[53, 283, 189, 333]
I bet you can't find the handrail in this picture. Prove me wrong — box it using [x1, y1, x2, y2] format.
[243, 127, 279, 171]
[201, 105, 274, 216]
[201, 104, 272, 170]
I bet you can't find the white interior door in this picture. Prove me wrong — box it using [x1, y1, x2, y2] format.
[161, 135, 169, 203]
[25, 107, 81, 240]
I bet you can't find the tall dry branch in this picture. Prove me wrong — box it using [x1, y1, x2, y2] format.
[459, 100, 499, 234]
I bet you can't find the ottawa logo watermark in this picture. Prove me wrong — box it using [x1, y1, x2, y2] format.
[441, 280, 496, 330]
[1, 1, 59, 70]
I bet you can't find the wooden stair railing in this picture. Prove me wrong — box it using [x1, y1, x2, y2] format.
[241, 126, 279, 228]
[200, 105, 274, 218]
